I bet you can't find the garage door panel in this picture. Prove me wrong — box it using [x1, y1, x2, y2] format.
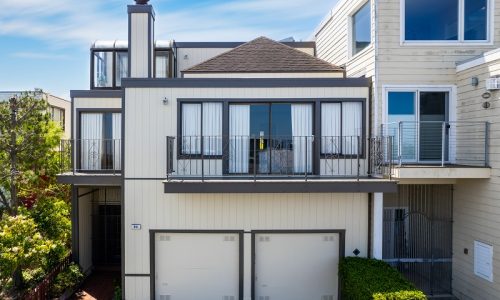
[254, 233, 340, 300]
[155, 233, 240, 300]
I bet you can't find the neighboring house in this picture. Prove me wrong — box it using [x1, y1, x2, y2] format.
[314, 0, 497, 299]
[57, 0, 497, 300]
[0, 90, 71, 139]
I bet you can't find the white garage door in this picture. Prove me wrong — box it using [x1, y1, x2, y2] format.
[254, 232, 340, 300]
[154, 232, 241, 300]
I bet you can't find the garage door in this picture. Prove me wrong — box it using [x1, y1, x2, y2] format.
[154, 232, 242, 300]
[253, 232, 341, 300]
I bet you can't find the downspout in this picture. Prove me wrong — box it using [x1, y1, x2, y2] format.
[373, 0, 380, 135]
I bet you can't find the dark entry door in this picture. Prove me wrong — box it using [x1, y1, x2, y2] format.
[383, 185, 453, 296]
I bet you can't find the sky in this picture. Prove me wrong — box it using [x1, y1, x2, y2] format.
[0, 0, 338, 99]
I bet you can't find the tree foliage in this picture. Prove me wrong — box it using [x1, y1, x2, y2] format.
[0, 92, 65, 215]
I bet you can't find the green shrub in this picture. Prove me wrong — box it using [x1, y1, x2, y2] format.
[339, 257, 427, 300]
[49, 263, 84, 298]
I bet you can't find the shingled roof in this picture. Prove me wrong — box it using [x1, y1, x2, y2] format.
[182, 37, 343, 74]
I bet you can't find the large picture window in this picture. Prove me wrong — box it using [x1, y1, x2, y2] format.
[404, 0, 490, 42]
[352, 2, 371, 56]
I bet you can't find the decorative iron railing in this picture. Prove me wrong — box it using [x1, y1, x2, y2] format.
[166, 135, 392, 181]
[59, 139, 121, 174]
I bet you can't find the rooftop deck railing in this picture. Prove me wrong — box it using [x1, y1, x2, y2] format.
[381, 121, 489, 167]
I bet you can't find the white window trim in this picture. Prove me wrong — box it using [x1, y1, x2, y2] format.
[382, 85, 457, 163]
[400, 0, 494, 46]
[348, 0, 373, 59]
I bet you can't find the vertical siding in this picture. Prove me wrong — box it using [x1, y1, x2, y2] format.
[454, 61, 500, 299]
[124, 180, 369, 275]
[130, 13, 150, 77]
[78, 188, 93, 273]
[125, 277, 150, 300]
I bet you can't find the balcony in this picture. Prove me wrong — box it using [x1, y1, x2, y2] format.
[57, 139, 122, 185]
[164, 135, 397, 193]
[380, 121, 491, 180]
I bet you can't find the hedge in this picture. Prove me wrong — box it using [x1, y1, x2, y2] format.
[339, 257, 427, 300]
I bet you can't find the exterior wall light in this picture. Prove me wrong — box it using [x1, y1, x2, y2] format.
[162, 97, 169, 105]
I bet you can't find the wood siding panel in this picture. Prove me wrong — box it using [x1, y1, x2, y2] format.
[130, 13, 149, 78]
[454, 60, 500, 299]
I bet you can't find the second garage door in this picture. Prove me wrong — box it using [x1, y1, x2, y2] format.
[154, 231, 242, 300]
[253, 231, 341, 300]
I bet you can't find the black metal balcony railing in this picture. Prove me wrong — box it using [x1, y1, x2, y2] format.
[381, 121, 489, 167]
[59, 139, 121, 174]
[166, 135, 392, 181]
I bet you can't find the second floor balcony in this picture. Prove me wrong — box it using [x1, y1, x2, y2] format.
[380, 121, 491, 180]
[57, 139, 122, 185]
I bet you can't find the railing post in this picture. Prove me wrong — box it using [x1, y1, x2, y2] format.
[201, 137, 205, 182]
[441, 122, 446, 167]
[305, 136, 308, 181]
[357, 136, 360, 181]
[253, 136, 257, 182]
[485, 122, 490, 167]
[398, 121, 402, 167]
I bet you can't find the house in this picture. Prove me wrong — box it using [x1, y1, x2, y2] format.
[58, 0, 497, 299]
[313, 0, 497, 298]
[0, 90, 71, 139]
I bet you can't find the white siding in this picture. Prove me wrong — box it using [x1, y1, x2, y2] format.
[315, 0, 376, 78]
[124, 87, 369, 179]
[453, 60, 500, 299]
[125, 276, 150, 300]
[130, 13, 150, 78]
[124, 181, 369, 299]
[78, 188, 93, 274]
[47, 95, 71, 139]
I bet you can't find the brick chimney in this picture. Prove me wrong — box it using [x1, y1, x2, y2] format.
[128, 0, 155, 78]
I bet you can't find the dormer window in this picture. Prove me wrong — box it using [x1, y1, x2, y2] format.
[403, 0, 490, 43]
[92, 50, 128, 89]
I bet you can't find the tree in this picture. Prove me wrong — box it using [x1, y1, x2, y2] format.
[0, 91, 64, 216]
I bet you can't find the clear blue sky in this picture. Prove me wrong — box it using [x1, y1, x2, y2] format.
[0, 0, 338, 99]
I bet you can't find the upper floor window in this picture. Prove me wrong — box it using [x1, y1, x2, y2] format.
[404, 0, 489, 42]
[352, 2, 371, 56]
[92, 50, 128, 89]
[155, 51, 170, 78]
[49, 106, 65, 130]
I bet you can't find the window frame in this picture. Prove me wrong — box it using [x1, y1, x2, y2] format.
[154, 49, 174, 78]
[178, 101, 224, 159]
[349, 1, 372, 58]
[400, 0, 494, 45]
[91, 49, 129, 90]
[49, 105, 65, 130]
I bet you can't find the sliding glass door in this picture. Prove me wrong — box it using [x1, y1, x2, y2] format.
[387, 90, 449, 163]
[229, 103, 313, 175]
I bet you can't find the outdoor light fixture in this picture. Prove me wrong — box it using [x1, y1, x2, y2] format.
[162, 97, 169, 105]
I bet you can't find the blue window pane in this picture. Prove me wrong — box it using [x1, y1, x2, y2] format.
[353, 2, 371, 55]
[405, 0, 458, 41]
[388, 92, 415, 115]
[465, 0, 487, 41]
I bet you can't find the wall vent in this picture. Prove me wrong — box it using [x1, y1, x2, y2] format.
[322, 296, 334, 300]
[224, 236, 236, 242]
[486, 78, 500, 90]
[159, 295, 170, 300]
[258, 296, 270, 300]
[259, 236, 270, 242]
[159, 235, 170, 242]
[223, 296, 235, 300]
[474, 241, 493, 282]
[323, 236, 335, 242]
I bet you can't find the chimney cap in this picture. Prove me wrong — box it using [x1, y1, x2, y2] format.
[135, 0, 149, 4]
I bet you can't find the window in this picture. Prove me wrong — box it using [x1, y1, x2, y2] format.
[321, 102, 363, 155]
[404, 0, 489, 42]
[93, 51, 114, 88]
[49, 106, 65, 130]
[181, 103, 222, 155]
[352, 2, 371, 55]
[80, 112, 121, 170]
[155, 51, 170, 78]
[116, 52, 128, 87]
[92, 50, 129, 89]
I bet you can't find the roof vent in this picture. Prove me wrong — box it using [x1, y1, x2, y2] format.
[486, 78, 500, 90]
[135, 0, 149, 4]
